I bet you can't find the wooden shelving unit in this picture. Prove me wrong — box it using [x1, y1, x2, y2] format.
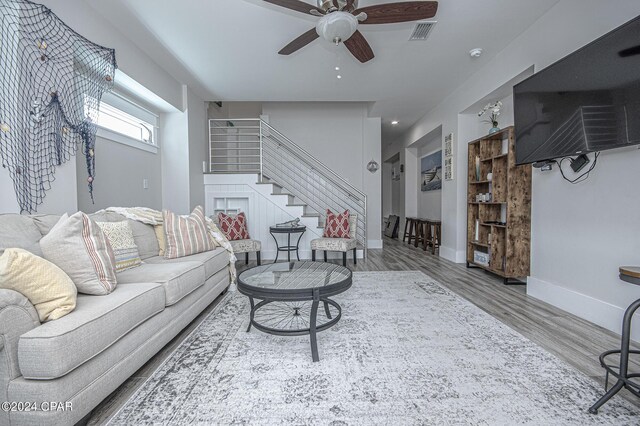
[466, 126, 532, 284]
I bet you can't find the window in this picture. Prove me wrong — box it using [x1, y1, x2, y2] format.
[96, 101, 155, 144]
[85, 91, 159, 152]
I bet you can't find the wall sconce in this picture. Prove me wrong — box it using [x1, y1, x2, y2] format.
[366, 159, 379, 173]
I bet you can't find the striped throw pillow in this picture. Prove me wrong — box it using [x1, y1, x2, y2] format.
[40, 212, 118, 295]
[96, 221, 142, 272]
[163, 206, 215, 259]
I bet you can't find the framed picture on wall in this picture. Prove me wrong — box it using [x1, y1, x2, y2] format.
[421, 150, 442, 192]
[444, 133, 454, 181]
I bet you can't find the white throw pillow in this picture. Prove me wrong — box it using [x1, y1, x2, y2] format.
[40, 212, 117, 295]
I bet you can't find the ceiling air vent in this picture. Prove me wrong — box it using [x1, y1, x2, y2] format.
[409, 21, 436, 41]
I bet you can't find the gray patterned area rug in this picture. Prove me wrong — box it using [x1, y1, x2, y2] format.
[109, 271, 638, 425]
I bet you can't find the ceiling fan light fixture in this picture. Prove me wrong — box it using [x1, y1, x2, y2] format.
[316, 11, 359, 45]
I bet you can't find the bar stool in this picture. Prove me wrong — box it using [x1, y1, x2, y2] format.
[589, 266, 640, 414]
[424, 220, 442, 255]
[414, 219, 428, 248]
[402, 217, 417, 244]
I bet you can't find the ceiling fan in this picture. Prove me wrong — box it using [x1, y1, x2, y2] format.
[264, 0, 438, 63]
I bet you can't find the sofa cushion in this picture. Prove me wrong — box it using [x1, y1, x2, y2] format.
[89, 211, 160, 260]
[145, 247, 229, 280]
[18, 282, 164, 379]
[117, 261, 205, 306]
[0, 214, 43, 256]
[229, 239, 261, 254]
[311, 237, 357, 252]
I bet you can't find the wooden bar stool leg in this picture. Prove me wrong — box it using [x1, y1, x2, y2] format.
[414, 220, 421, 248]
[409, 219, 415, 244]
[423, 221, 431, 251]
[432, 223, 441, 255]
[402, 218, 410, 242]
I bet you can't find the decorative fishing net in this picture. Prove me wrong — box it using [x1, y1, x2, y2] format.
[0, 0, 116, 213]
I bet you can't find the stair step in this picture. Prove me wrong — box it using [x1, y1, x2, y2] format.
[287, 203, 307, 207]
[302, 213, 321, 218]
[270, 193, 292, 196]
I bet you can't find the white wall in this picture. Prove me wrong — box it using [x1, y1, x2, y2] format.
[382, 162, 393, 220]
[161, 93, 190, 214]
[0, 0, 185, 215]
[76, 137, 162, 213]
[187, 88, 207, 210]
[261, 102, 382, 248]
[384, 0, 640, 339]
[0, 161, 77, 215]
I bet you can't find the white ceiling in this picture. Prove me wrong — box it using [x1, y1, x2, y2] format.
[86, 0, 560, 142]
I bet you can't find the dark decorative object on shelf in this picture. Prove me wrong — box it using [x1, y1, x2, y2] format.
[0, 0, 116, 213]
[275, 218, 301, 227]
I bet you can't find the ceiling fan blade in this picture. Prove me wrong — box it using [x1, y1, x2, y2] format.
[278, 28, 320, 55]
[344, 30, 375, 63]
[354, 1, 438, 24]
[263, 0, 324, 15]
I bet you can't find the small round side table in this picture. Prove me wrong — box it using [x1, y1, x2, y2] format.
[589, 266, 640, 414]
[269, 225, 306, 263]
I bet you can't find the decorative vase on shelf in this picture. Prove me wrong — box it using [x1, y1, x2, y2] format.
[478, 101, 503, 136]
[487, 172, 493, 182]
[474, 155, 481, 181]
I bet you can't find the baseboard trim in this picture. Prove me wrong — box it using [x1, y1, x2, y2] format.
[527, 276, 640, 342]
[367, 239, 383, 249]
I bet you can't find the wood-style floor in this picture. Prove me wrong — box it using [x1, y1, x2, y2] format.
[88, 237, 640, 424]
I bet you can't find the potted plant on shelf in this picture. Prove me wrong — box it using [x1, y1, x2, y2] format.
[478, 101, 503, 134]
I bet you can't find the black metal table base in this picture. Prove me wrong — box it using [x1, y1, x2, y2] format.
[589, 297, 640, 413]
[269, 226, 306, 263]
[246, 290, 341, 362]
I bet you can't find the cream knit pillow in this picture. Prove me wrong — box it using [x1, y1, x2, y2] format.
[96, 221, 142, 272]
[0, 248, 77, 322]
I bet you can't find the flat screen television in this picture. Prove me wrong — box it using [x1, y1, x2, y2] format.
[514, 15, 640, 165]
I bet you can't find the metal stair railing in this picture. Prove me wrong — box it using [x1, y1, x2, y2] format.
[208, 118, 261, 173]
[208, 118, 367, 256]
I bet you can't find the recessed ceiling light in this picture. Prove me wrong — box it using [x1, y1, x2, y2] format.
[337, 75, 342, 79]
[391, 120, 399, 125]
[335, 66, 340, 71]
[469, 48, 483, 58]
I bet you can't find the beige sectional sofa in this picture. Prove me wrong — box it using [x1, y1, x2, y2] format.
[0, 211, 231, 426]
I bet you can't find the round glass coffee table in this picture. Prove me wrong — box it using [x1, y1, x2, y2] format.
[237, 261, 352, 362]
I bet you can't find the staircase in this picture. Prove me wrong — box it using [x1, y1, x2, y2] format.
[208, 118, 367, 256]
